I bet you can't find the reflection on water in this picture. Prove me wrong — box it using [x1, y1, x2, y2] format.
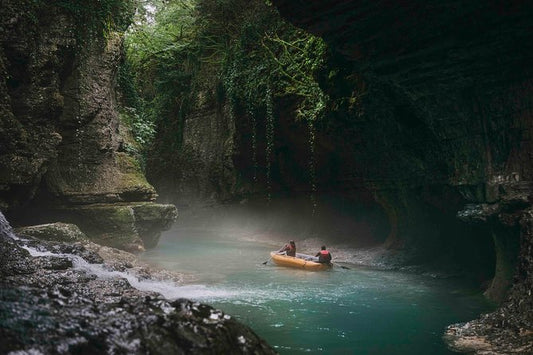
[140, 225, 494, 354]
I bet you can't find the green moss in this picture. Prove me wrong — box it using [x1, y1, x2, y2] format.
[115, 152, 154, 192]
[15, 223, 89, 243]
[123, 0, 329, 196]
[67, 204, 143, 251]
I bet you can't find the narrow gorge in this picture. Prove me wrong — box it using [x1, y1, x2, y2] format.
[1, 0, 532, 354]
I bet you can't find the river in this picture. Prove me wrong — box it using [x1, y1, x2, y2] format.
[139, 212, 494, 354]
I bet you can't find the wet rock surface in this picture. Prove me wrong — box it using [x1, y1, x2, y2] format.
[15, 222, 89, 243]
[444, 310, 533, 354]
[0, 213, 275, 354]
[443, 207, 533, 353]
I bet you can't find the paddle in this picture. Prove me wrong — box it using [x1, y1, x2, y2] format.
[334, 263, 351, 270]
[263, 250, 285, 264]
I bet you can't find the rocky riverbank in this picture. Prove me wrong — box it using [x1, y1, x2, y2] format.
[0, 212, 275, 354]
[444, 313, 533, 354]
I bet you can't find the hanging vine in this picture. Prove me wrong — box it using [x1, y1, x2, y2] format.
[219, 6, 328, 205]
[246, 91, 259, 184]
[123, 0, 331, 206]
[308, 118, 317, 215]
[265, 85, 275, 203]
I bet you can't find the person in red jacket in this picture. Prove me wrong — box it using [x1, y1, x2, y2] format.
[316, 245, 332, 264]
[278, 240, 296, 257]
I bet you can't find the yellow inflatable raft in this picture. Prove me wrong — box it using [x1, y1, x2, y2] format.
[270, 252, 332, 271]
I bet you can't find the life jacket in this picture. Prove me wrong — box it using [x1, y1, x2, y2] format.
[318, 250, 331, 263]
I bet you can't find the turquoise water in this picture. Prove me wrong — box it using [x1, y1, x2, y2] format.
[140, 225, 494, 354]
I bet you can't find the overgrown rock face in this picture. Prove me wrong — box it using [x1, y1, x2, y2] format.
[0, 1, 177, 251]
[44, 31, 157, 205]
[272, 0, 533, 186]
[0, 3, 71, 211]
[0, 3, 155, 206]
[272, 0, 533, 352]
[147, 92, 238, 206]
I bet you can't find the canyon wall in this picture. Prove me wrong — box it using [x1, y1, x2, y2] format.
[271, 0, 533, 352]
[0, 0, 176, 252]
[147, 91, 238, 207]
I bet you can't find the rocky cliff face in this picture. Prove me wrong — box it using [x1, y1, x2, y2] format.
[0, 4, 278, 351]
[271, 0, 533, 352]
[147, 93, 238, 207]
[0, 1, 177, 252]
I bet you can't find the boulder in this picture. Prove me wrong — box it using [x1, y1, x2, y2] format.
[15, 222, 89, 243]
[50, 203, 177, 253]
[131, 203, 178, 248]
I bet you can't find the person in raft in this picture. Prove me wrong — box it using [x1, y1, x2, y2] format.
[278, 240, 296, 257]
[316, 245, 332, 264]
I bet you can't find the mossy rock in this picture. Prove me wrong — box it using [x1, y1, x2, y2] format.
[131, 203, 178, 248]
[15, 223, 89, 243]
[65, 204, 145, 253]
[50, 202, 177, 252]
[115, 152, 155, 198]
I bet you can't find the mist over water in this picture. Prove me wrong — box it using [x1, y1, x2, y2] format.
[140, 200, 494, 354]
[173, 195, 389, 247]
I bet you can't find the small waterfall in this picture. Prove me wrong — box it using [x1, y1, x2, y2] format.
[265, 86, 274, 202]
[0, 210, 236, 301]
[21, 243, 236, 300]
[307, 118, 317, 215]
[0, 210, 16, 240]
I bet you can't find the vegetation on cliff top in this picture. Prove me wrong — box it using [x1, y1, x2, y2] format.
[120, 0, 328, 160]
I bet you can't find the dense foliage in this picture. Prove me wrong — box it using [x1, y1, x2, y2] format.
[121, 0, 197, 160]
[121, 0, 328, 161]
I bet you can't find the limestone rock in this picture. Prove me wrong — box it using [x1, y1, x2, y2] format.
[131, 203, 178, 248]
[147, 93, 238, 206]
[15, 222, 89, 243]
[0, 4, 73, 210]
[1, 1, 172, 252]
[0, 2, 155, 207]
[43, 33, 157, 205]
[50, 203, 178, 253]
